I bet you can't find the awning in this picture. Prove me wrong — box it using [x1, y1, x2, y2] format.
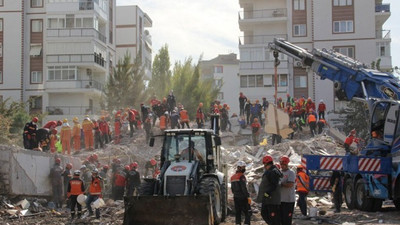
[30, 44, 42, 57]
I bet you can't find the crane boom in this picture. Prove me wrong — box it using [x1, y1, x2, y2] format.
[269, 38, 400, 102]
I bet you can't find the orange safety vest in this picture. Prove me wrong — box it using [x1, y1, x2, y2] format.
[82, 120, 94, 133]
[72, 123, 81, 137]
[89, 177, 102, 195]
[180, 110, 189, 122]
[60, 126, 72, 140]
[68, 178, 84, 196]
[159, 115, 167, 129]
[308, 114, 316, 123]
[296, 171, 310, 193]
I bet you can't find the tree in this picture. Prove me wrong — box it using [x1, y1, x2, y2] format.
[149, 44, 172, 98]
[336, 100, 369, 140]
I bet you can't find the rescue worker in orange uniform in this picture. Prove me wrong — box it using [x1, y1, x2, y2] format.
[317, 118, 328, 134]
[296, 165, 310, 218]
[179, 107, 190, 128]
[114, 113, 122, 144]
[307, 112, 317, 137]
[159, 112, 168, 131]
[49, 129, 58, 153]
[60, 119, 72, 155]
[82, 116, 94, 150]
[196, 103, 205, 128]
[251, 118, 261, 146]
[67, 170, 85, 220]
[72, 117, 81, 153]
[86, 169, 102, 219]
[344, 129, 359, 154]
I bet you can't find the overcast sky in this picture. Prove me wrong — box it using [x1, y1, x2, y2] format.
[117, 0, 399, 68]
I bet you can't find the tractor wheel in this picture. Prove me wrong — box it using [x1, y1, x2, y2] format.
[139, 179, 156, 196]
[220, 181, 227, 222]
[355, 179, 374, 211]
[371, 199, 383, 212]
[199, 177, 222, 225]
[344, 178, 356, 209]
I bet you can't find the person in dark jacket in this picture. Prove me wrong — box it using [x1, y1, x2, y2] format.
[50, 158, 64, 209]
[67, 170, 85, 219]
[167, 90, 176, 113]
[239, 92, 247, 116]
[257, 155, 282, 225]
[62, 163, 73, 204]
[244, 99, 251, 125]
[23, 117, 38, 149]
[230, 161, 251, 225]
[126, 162, 141, 197]
[330, 171, 343, 213]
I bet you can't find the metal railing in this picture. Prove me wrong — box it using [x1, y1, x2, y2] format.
[46, 79, 104, 92]
[47, 28, 106, 43]
[240, 61, 287, 70]
[239, 8, 287, 20]
[376, 30, 391, 39]
[46, 106, 100, 115]
[375, 4, 390, 13]
[239, 34, 287, 45]
[46, 54, 106, 67]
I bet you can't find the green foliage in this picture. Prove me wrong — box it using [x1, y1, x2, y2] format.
[10, 111, 30, 134]
[104, 52, 148, 110]
[339, 100, 370, 140]
[149, 44, 172, 98]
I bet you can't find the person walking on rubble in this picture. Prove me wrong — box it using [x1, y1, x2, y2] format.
[86, 169, 103, 219]
[180, 107, 190, 128]
[296, 165, 309, 218]
[72, 117, 81, 153]
[50, 158, 64, 209]
[251, 118, 261, 146]
[196, 103, 205, 128]
[113, 165, 127, 200]
[60, 119, 72, 155]
[67, 170, 85, 220]
[231, 161, 251, 225]
[126, 162, 141, 197]
[257, 155, 283, 225]
[307, 111, 317, 137]
[62, 163, 73, 205]
[82, 116, 94, 150]
[114, 112, 122, 144]
[279, 155, 295, 225]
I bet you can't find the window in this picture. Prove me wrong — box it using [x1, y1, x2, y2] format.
[377, 42, 390, 57]
[264, 75, 273, 87]
[333, 46, 355, 58]
[0, 0, 3, 6]
[75, 18, 82, 28]
[280, 74, 288, 86]
[47, 66, 77, 80]
[214, 66, 223, 73]
[256, 75, 263, 87]
[333, 0, 352, 6]
[295, 76, 307, 88]
[217, 92, 224, 100]
[241, 75, 269, 88]
[241, 47, 265, 61]
[31, 71, 43, 84]
[294, 0, 305, 10]
[215, 79, 222, 88]
[248, 75, 256, 87]
[0, 19, 3, 32]
[31, 20, 42, 32]
[30, 44, 42, 57]
[293, 24, 306, 36]
[333, 20, 353, 33]
[240, 76, 247, 88]
[31, 0, 43, 8]
[29, 96, 42, 114]
[66, 14, 74, 28]
[83, 18, 93, 28]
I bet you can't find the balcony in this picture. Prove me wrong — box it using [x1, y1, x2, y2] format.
[239, 8, 287, 29]
[47, 28, 106, 44]
[45, 79, 104, 93]
[46, 106, 100, 116]
[46, 54, 106, 68]
[239, 34, 287, 45]
[375, 4, 390, 26]
[376, 30, 391, 40]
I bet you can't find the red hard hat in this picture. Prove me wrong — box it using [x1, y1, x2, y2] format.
[150, 159, 157, 166]
[263, 155, 273, 165]
[280, 155, 290, 165]
[57, 120, 63, 126]
[130, 162, 138, 169]
[92, 153, 98, 161]
[66, 163, 73, 169]
[124, 165, 131, 171]
[350, 129, 356, 135]
[103, 165, 109, 170]
[52, 129, 58, 135]
[275, 163, 281, 169]
[32, 117, 39, 123]
[55, 158, 61, 164]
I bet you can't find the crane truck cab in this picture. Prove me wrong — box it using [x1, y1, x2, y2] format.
[124, 116, 227, 225]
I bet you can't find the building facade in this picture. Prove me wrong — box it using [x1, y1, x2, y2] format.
[116, 5, 152, 79]
[0, 0, 116, 121]
[200, 53, 240, 115]
[238, 0, 391, 124]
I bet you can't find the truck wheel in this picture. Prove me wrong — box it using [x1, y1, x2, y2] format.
[371, 199, 382, 212]
[220, 181, 227, 222]
[139, 179, 155, 196]
[394, 199, 400, 210]
[344, 178, 356, 209]
[199, 177, 222, 225]
[355, 179, 374, 211]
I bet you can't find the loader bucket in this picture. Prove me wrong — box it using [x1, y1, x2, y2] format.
[123, 195, 213, 225]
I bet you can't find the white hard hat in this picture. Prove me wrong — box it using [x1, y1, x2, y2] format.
[164, 111, 169, 115]
[237, 161, 246, 167]
[320, 99, 324, 102]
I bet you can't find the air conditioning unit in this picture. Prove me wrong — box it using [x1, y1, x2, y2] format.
[294, 60, 303, 67]
[87, 69, 92, 76]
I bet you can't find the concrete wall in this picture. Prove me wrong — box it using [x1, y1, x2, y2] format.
[0, 145, 81, 196]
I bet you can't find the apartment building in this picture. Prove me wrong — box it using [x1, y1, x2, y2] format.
[0, 0, 116, 121]
[200, 53, 240, 114]
[238, 0, 391, 124]
[116, 5, 152, 79]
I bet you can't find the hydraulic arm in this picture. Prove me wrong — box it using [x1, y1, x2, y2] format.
[269, 39, 400, 102]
